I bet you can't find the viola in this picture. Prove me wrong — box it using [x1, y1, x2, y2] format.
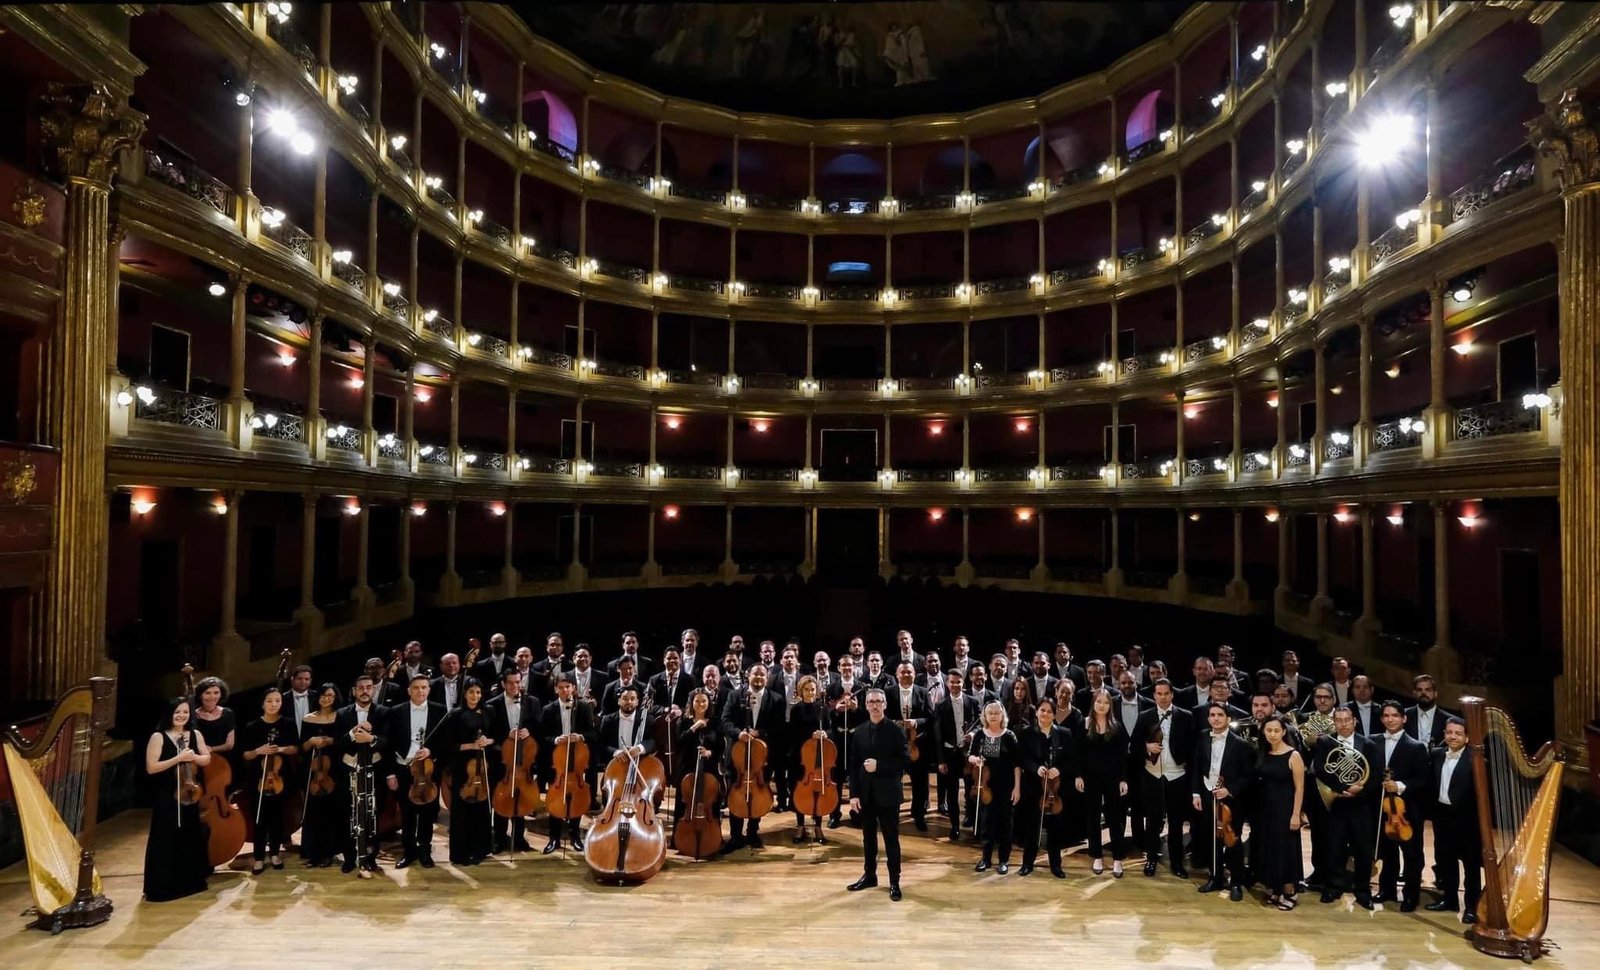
[792, 732, 839, 820]
[492, 730, 542, 819]
[674, 734, 722, 859]
[176, 733, 203, 806]
[585, 747, 667, 883]
[547, 733, 592, 820]
[407, 732, 438, 806]
[459, 741, 489, 804]
[967, 731, 993, 805]
[726, 724, 773, 820]
[306, 743, 335, 797]
[1215, 771, 1239, 848]
[260, 726, 286, 796]
[1381, 769, 1413, 842]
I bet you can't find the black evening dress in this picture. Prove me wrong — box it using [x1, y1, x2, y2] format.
[297, 717, 346, 866]
[1255, 748, 1305, 890]
[447, 707, 495, 864]
[143, 730, 211, 902]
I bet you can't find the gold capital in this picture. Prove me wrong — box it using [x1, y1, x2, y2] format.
[1528, 89, 1600, 192]
[38, 82, 144, 186]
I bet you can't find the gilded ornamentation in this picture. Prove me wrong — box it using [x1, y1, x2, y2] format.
[38, 82, 144, 186]
[1, 457, 38, 503]
[1527, 88, 1600, 192]
[12, 179, 44, 228]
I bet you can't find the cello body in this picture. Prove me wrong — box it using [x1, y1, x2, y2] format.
[547, 736, 592, 819]
[584, 751, 667, 883]
[199, 754, 246, 866]
[725, 735, 774, 820]
[493, 735, 543, 818]
[792, 735, 839, 819]
[674, 753, 722, 859]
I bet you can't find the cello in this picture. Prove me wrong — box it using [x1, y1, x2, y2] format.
[792, 731, 839, 829]
[584, 745, 667, 883]
[183, 663, 247, 867]
[492, 714, 542, 830]
[547, 726, 593, 836]
[726, 689, 774, 830]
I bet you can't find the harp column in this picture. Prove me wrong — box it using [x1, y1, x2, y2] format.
[38, 84, 143, 697]
[1530, 90, 1600, 766]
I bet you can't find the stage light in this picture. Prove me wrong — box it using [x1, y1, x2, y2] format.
[1358, 114, 1412, 168]
[1453, 286, 1473, 303]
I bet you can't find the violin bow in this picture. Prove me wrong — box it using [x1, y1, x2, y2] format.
[968, 729, 982, 839]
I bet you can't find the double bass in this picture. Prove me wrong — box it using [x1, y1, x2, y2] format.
[584, 743, 667, 884]
[183, 663, 246, 867]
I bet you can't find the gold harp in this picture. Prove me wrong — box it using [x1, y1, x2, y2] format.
[1462, 696, 1563, 962]
[1, 677, 115, 933]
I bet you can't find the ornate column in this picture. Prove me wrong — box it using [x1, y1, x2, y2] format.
[1529, 90, 1599, 762]
[441, 502, 462, 598]
[228, 274, 250, 447]
[213, 489, 247, 677]
[1311, 509, 1333, 623]
[1106, 509, 1123, 593]
[1425, 282, 1447, 458]
[354, 498, 372, 619]
[1227, 508, 1248, 603]
[1356, 316, 1373, 467]
[293, 492, 323, 649]
[1426, 499, 1457, 682]
[39, 84, 143, 696]
[1170, 508, 1188, 598]
[1357, 504, 1380, 641]
[502, 501, 518, 595]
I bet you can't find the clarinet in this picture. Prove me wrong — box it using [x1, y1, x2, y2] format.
[350, 726, 376, 875]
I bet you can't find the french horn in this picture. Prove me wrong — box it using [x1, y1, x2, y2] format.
[1315, 740, 1370, 810]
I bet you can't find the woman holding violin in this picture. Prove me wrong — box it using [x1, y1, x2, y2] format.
[297, 683, 344, 868]
[966, 701, 1022, 874]
[1253, 714, 1307, 909]
[446, 677, 495, 865]
[1075, 688, 1131, 877]
[1016, 697, 1073, 878]
[239, 687, 300, 873]
[787, 674, 830, 844]
[143, 696, 212, 902]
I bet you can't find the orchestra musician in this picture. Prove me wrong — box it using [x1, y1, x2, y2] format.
[827, 656, 866, 829]
[607, 630, 656, 681]
[1017, 697, 1073, 878]
[1424, 717, 1481, 923]
[487, 669, 538, 853]
[394, 641, 433, 684]
[675, 688, 725, 832]
[363, 657, 405, 707]
[890, 662, 933, 831]
[239, 686, 300, 873]
[1404, 674, 1448, 749]
[472, 632, 516, 687]
[1190, 702, 1255, 901]
[445, 678, 494, 865]
[144, 696, 213, 902]
[386, 675, 446, 869]
[1311, 706, 1378, 908]
[648, 648, 694, 719]
[1133, 679, 1196, 879]
[1077, 687, 1131, 876]
[598, 684, 656, 764]
[528, 634, 571, 695]
[703, 662, 732, 718]
[430, 653, 465, 711]
[787, 674, 830, 843]
[568, 646, 605, 710]
[1374, 700, 1429, 911]
[934, 667, 979, 840]
[967, 700, 1022, 874]
[949, 636, 977, 679]
[286, 664, 316, 732]
[599, 655, 645, 716]
[719, 662, 786, 850]
[891, 629, 921, 674]
[1254, 714, 1307, 910]
[335, 674, 388, 874]
[845, 689, 908, 902]
[298, 683, 345, 868]
[190, 675, 237, 791]
[540, 674, 598, 853]
[1022, 652, 1059, 707]
[677, 628, 707, 681]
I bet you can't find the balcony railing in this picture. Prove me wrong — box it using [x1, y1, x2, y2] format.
[819, 377, 880, 392]
[1049, 262, 1103, 288]
[740, 466, 800, 482]
[474, 217, 512, 247]
[1240, 185, 1268, 214]
[1184, 217, 1224, 250]
[424, 184, 456, 209]
[530, 136, 576, 164]
[465, 331, 509, 358]
[972, 466, 1032, 483]
[1372, 417, 1423, 452]
[1239, 319, 1271, 349]
[376, 434, 406, 460]
[596, 163, 649, 190]
[418, 442, 451, 465]
[421, 312, 453, 340]
[1120, 349, 1171, 377]
[900, 282, 960, 301]
[249, 409, 304, 443]
[974, 371, 1030, 390]
[1282, 146, 1307, 180]
[532, 243, 578, 269]
[325, 424, 363, 454]
[387, 146, 415, 178]
[266, 15, 318, 79]
[901, 193, 957, 212]
[1126, 569, 1171, 590]
[590, 460, 644, 478]
[747, 193, 803, 212]
[1323, 265, 1352, 298]
[593, 258, 649, 285]
[591, 358, 646, 380]
[1449, 146, 1537, 224]
[1049, 363, 1104, 384]
[1368, 25, 1413, 85]
[522, 345, 572, 370]
[1125, 138, 1166, 164]
[1184, 456, 1228, 478]
[663, 368, 723, 387]
[1285, 443, 1311, 467]
[1120, 247, 1163, 273]
[975, 185, 1029, 205]
[143, 142, 233, 217]
[1049, 462, 1103, 482]
[896, 375, 954, 392]
[665, 275, 727, 296]
[133, 387, 223, 431]
[741, 374, 801, 391]
[974, 276, 1031, 296]
[1183, 336, 1228, 365]
[331, 257, 367, 292]
[743, 282, 802, 301]
[1453, 399, 1541, 440]
[668, 182, 728, 205]
[1120, 459, 1172, 481]
[1240, 450, 1273, 474]
[261, 214, 313, 260]
[896, 468, 957, 484]
[1370, 220, 1418, 267]
[1051, 563, 1106, 584]
[821, 284, 878, 302]
[518, 454, 570, 475]
[337, 91, 370, 129]
[1323, 431, 1354, 462]
[822, 197, 875, 216]
[663, 464, 722, 481]
[382, 287, 410, 319]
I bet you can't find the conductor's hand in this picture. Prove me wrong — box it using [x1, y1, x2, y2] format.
[850, 797, 862, 813]
[863, 758, 878, 773]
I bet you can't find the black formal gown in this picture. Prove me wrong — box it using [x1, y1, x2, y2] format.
[1255, 748, 1305, 891]
[973, 729, 1020, 861]
[297, 717, 345, 865]
[238, 716, 300, 860]
[143, 730, 211, 902]
[446, 707, 495, 864]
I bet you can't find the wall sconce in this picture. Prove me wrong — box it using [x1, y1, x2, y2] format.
[956, 282, 973, 301]
[799, 468, 816, 487]
[348, 375, 364, 389]
[521, 236, 537, 253]
[1253, 452, 1270, 465]
[208, 281, 228, 297]
[879, 196, 899, 216]
[463, 453, 479, 465]
[1385, 363, 1402, 378]
[728, 191, 747, 210]
[725, 467, 741, 486]
[1288, 444, 1306, 458]
[954, 191, 975, 211]
[1211, 458, 1228, 471]
[801, 285, 819, 304]
[1329, 384, 1343, 396]
[1188, 512, 1201, 522]
[1330, 431, 1351, 446]
[1332, 509, 1354, 523]
[1098, 161, 1114, 177]
[878, 378, 896, 397]
[652, 273, 668, 292]
[419, 445, 435, 457]
[1397, 416, 1426, 434]
[800, 198, 821, 216]
[1264, 509, 1280, 523]
[1386, 512, 1405, 526]
[1266, 396, 1280, 409]
[879, 469, 895, 490]
[415, 389, 432, 403]
[489, 502, 505, 516]
[662, 504, 680, 520]
[1015, 508, 1034, 523]
[800, 378, 819, 395]
[928, 508, 944, 523]
[1457, 514, 1481, 529]
[342, 502, 361, 517]
[751, 419, 771, 434]
[131, 498, 157, 516]
[1158, 350, 1175, 365]
[1285, 138, 1306, 156]
[927, 421, 945, 437]
[389, 134, 407, 151]
[663, 415, 682, 430]
[1451, 341, 1474, 356]
[880, 288, 899, 308]
[383, 281, 402, 297]
[1325, 81, 1349, 98]
[724, 375, 741, 394]
[1014, 418, 1031, 433]
[410, 503, 426, 517]
[1521, 391, 1553, 410]
[1184, 405, 1200, 420]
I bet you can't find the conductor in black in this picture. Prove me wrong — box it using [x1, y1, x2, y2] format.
[846, 688, 909, 901]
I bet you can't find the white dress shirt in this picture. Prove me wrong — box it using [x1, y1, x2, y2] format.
[1127, 664, 1146, 687]
[403, 703, 428, 763]
[1332, 680, 1353, 706]
[1383, 732, 1407, 793]
[898, 687, 915, 720]
[505, 695, 522, 734]
[1414, 706, 1436, 744]
[1438, 749, 1463, 805]
[1156, 707, 1184, 780]
[1203, 731, 1228, 791]
[618, 712, 637, 747]
[443, 679, 458, 710]
[560, 703, 575, 736]
[290, 690, 311, 728]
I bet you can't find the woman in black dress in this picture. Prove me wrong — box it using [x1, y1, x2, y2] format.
[675, 688, 725, 832]
[1004, 676, 1034, 730]
[446, 678, 495, 865]
[297, 684, 344, 867]
[1016, 697, 1074, 878]
[1255, 714, 1307, 909]
[143, 697, 213, 902]
[190, 675, 236, 769]
[787, 674, 828, 844]
[239, 688, 299, 873]
[966, 701, 1022, 873]
[1075, 688, 1131, 876]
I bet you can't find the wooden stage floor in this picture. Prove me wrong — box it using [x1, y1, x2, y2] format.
[5, 808, 1599, 969]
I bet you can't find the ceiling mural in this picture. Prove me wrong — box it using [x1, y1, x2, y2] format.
[514, 2, 1193, 119]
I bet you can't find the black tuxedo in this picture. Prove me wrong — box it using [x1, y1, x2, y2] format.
[1074, 682, 1112, 712]
[384, 701, 447, 861]
[1021, 674, 1059, 706]
[1311, 733, 1380, 901]
[646, 669, 694, 716]
[1192, 701, 1248, 723]
[885, 682, 933, 821]
[606, 652, 656, 682]
[676, 652, 709, 682]
[1348, 701, 1383, 737]
[475, 651, 517, 690]
[1131, 704, 1198, 868]
[931, 691, 981, 833]
[1280, 672, 1315, 706]
[539, 698, 598, 842]
[334, 703, 389, 864]
[484, 690, 538, 846]
[598, 677, 648, 717]
[862, 671, 893, 693]
[1403, 705, 1449, 749]
[1189, 730, 1257, 884]
[1428, 746, 1482, 910]
[1055, 662, 1086, 689]
[849, 717, 908, 884]
[888, 651, 922, 677]
[1374, 731, 1429, 903]
[429, 674, 467, 711]
[370, 679, 405, 710]
[598, 711, 657, 764]
[720, 685, 788, 838]
[948, 655, 978, 679]
[566, 667, 607, 708]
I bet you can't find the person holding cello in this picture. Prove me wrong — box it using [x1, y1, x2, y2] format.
[239, 686, 300, 874]
[719, 663, 785, 850]
[541, 673, 598, 853]
[787, 674, 830, 844]
[297, 683, 344, 868]
[385, 674, 446, 869]
[445, 677, 495, 865]
[488, 668, 539, 853]
[845, 689, 908, 901]
[675, 688, 725, 828]
[1016, 696, 1073, 878]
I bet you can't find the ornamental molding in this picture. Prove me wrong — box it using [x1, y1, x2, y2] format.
[1528, 89, 1600, 192]
[38, 82, 144, 186]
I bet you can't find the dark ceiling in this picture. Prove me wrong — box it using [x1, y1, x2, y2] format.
[511, 1, 1194, 119]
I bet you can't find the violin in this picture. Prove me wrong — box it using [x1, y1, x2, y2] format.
[492, 725, 541, 819]
[259, 726, 286, 796]
[182, 663, 246, 866]
[307, 743, 335, 797]
[726, 692, 774, 821]
[547, 730, 592, 820]
[674, 729, 722, 859]
[585, 745, 667, 883]
[176, 732, 203, 806]
[967, 732, 993, 805]
[1215, 771, 1238, 848]
[407, 728, 438, 806]
[1040, 733, 1064, 815]
[1381, 768, 1413, 841]
[792, 731, 839, 820]
[459, 735, 489, 804]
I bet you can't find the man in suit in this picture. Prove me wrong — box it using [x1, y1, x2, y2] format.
[568, 646, 606, 710]
[888, 661, 933, 830]
[677, 628, 707, 681]
[1172, 656, 1214, 712]
[429, 652, 466, 711]
[1328, 656, 1356, 707]
[1278, 650, 1315, 709]
[1023, 652, 1059, 706]
[812, 650, 840, 694]
[598, 683, 656, 764]
[606, 631, 656, 681]
[920, 654, 945, 700]
[335, 674, 389, 873]
[1193, 676, 1248, 722]
[474, 632, 517, 689]
[702, 664, 732, 721]
[1052, 642, 1086, 690]
[362, 656, 406, 708]
[1215, 645, 1247, 692]
[648, 648, 694, 721]
[485, 670, 537, 852]
[826, 656, 867, 828]
[527, 633, 570, 698]
[845, 688, 909, 901]
[891, 629, 921, 677]
[599, 655, 647, 716]
[987, 654, 1015, 702]
[720, 663, 788, 849]
[1424, 717, 1481, 922]
[845, 636, 869, 677]
[1133, 680, 1197, 879]
[862, 652, 893, 692]
[1375, 700, 1430, 910]
[949, 636, 978, 680]
[1348, 675, 1382, 736]
[932, 667, 978, 840]
[385, 674, 447, 868]
[1312, 706, 1379, 908]
[1191, 703, 1257, 900]
[1113, 672, 1153, 847]
[1404, 674, 1448, 750]
[540, 674, 598, 853]
[393, 640, 433, 686]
